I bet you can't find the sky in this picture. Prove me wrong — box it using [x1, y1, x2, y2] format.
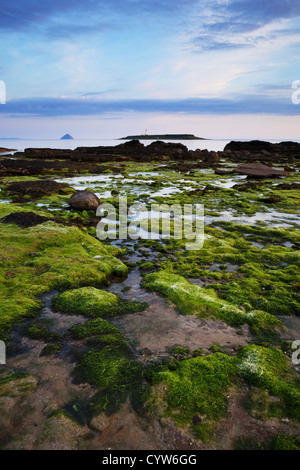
[0, 0, 299, 140]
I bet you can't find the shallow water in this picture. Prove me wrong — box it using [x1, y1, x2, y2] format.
[108, 269, 252, 356]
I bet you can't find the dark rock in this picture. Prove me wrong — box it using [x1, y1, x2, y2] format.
[232, 181, 263, 191]
[117, 139, 145, 149]
[215, 168, 234, 175]
[0, 212, 51, 228]
[192, 415, 202, 425]
[223, 140, 300, 164]
[5, 180, 72, 202]
[68, 190, 100, 211]
[224, 140, 276, 153]
[276, 183, 299, 190]
[201, 184, 222, 195]
[261, 194, 283, 204]
[234, 162, 289, 178]
[0, 157, 103, 177]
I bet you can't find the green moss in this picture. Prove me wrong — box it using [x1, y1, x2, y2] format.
[139, 261, 155, 272]
[23, 318, 61, 342]
[52, 286, 147, 318]
[234, 437, 266, 450]
[169, 346, 191, 357]
[151, 353, 238, 439]
[144, 218, 299, 318]
[68, 316, 143, 415]
[239, 344, 300, 419]
[150, 343, 300, 442]
[270, 434, 300, 450]
[69, 318, 122, 339]
[0, 371, 29, 386]
[77, 346, 142, 415]
[143, 270, 283, 333]
[40, 342, 62, 356]
[85, 334, 133, 354]
[210, 344, 224, 353]
[0, 219, 128, 339]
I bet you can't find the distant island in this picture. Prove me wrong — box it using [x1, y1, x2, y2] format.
[120, 134, 206, 140]
[60, 134, 74, 140]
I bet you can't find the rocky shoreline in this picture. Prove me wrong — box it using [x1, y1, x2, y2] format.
[0, 139, 299, 178]
[0, 139, 299, 450]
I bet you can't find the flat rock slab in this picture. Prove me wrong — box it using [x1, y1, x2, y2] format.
[234, 162, 289, 178]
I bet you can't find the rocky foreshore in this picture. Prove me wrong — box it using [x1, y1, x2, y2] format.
[0, 136, 299, 451]
[0, 139, 299, 177]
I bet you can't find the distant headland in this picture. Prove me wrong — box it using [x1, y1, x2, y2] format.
[119, 134, 206, 140]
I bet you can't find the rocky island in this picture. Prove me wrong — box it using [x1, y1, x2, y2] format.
[60, 133, 74, 140]
[120, 133, 205, 140]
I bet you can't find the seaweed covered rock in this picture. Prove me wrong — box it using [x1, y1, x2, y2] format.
[5, 180, 72, 202]
[143, 270, 284, 333]
[52, 286, 146, 318]
[0, 211, 52, 228]
[68, 190, 100, 211]
[0, 220, 127, 338]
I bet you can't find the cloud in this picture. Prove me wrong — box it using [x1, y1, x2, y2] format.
[1, 94, 298, 117]
[0, 0, 198, 32]
[188, 0, 300, 52]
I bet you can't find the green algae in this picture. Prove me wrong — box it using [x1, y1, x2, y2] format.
[234, 434, 300, 450]
[270, 434, 300, 450]
[52, 286, 147, 318]
[143, 270, 284, 333]
[69, 317, 122, 339]
[148, 343, 300, 442]
[150, 352, 238, 441]
[1, 158, 299, 446]
[40, 342, 62, 356]
[24, 318, 61, 342]
[0, 202, 54, 219]
[239, 344, 300, 420]
[77, 345, 142, 415]
[0, 218, 127, 339]
[144, 223, 300, 317]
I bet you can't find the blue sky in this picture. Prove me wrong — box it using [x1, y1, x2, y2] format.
[0, 0, 299, 139]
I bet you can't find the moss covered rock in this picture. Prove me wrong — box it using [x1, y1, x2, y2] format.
[143, 270, 283, 333]
[53, 286, 146, 318]
[239, 344, 300, 420]
[0, 219, 128, 339]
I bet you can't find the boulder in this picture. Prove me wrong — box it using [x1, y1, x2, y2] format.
[233, 163, 289, 178]
[68, 190, 100, 211]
